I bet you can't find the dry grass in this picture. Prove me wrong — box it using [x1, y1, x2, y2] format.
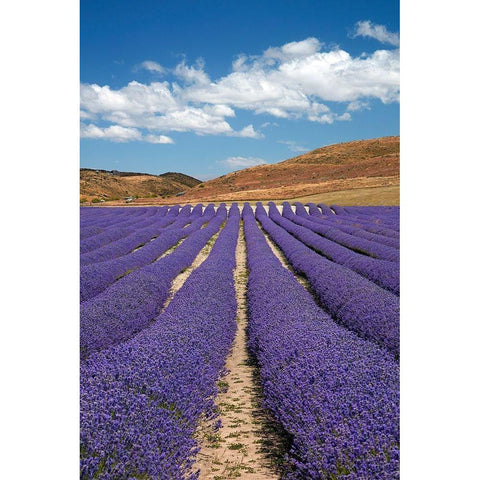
[290, 184, 399, 205]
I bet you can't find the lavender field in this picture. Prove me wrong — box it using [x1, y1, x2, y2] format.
[80, 202, 399, 479]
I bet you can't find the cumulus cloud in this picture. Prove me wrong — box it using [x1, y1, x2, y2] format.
[80, 123, 174, 144]
[353, 21, 399, 47]
[144, 134, 174, 144]
[80, 110, 96, 120]
[308, 111, 351, 124]
[347, 100, 370, 112]
[264, 37, 323, 61]
[80, 34, 399, 143]
[184, 41, 399, 111]
[173, 59, 210, 84]
[138, 60, 165, 74]
[229, 125, 264, 139]
[220, 156, 267, 168]
[80, 123, 142, 142]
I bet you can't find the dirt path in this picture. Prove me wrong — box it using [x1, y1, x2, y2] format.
[161, 229, 222, 312]
[194, 223, 283, 480]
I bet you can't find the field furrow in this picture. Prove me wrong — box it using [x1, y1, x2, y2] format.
[195, 218, 283, 480]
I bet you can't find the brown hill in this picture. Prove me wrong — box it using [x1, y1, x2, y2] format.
[80, 169, 201, 202]
[151, 136, 399, 205]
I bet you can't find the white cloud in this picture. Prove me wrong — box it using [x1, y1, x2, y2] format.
[353, 21, 399, 47]
[80, 123, 142, 142]
[80, 110, 96, 120]
[138, 60, 165, 74]
[264, 37, 323, 61]
[220, 156, 267, 168]
[144, 134, 174, 144]
[308, 111, 351, 123]
[80, 81, 177, 116]
[203, 104, 236, 117]
[347, 100, 370, 112]
[337, 112, 352, 121]
[232, 54, 249, 72]
[184, 40, 399, 111]
[173, 59, 210, 84]
[229, 124, 264, 139]
[80, 123, 174, 144]
[80, 36, 399, 143]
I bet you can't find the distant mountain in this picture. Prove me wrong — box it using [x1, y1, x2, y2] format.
[80, 169, 201, 202]
[168, 136, 399, 204]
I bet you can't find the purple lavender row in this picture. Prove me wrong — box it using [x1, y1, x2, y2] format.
[80, 205, 214, 302]
[80, 206, 171, 253]
[332, 205, 399, 230]
[300, 203, 400, 262]
[80, 205, 240, 479]
[80, 208, 167, 241]
[80, 209, 134, 237]
[256, 204, 399, 357]
[315, 203, 400, 239]
[318, 209, 400, 240]
[80, 206, 148, 229]
[80, 208, 129, 237]
[345, 205, 399, 220]
[80, 206, 176, 255]
[304, 203, 400, 249]
[343, 206, 400, 223]
[80, 206, 126, 224]
[317, 203, 334, 215]
[243, 204, 399, 478]
[333, 204, 396, 222]
[79, 205, 183, 266]
[80, 205, 227, 360]
[274, 204, 399, 295]
[80, 206, 167, 242]
[281, 203, 399, 263]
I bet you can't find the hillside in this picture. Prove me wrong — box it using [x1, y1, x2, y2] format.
[80, 169, 201, 201]
[152, 136, 399, 205]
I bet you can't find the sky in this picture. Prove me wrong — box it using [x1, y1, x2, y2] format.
[80, 0, 399, 180]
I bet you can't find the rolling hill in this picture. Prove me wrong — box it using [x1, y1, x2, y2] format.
[80, 170, 201, 202]
[156, 136, 399, 205]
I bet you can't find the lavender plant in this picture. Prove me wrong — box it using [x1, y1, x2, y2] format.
[80, 205, 227, 359]
[80, 206, 214, 302]
[286, 203, 400, 263]
[304, 203, 399, 248]
[243, 203, 399, 478]
[80, 206, 182, 266]
[255, 203, 399, 357]
[80, 205, 240, 479]
[277, 203, 399, 295]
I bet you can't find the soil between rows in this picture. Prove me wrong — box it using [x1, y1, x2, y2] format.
[194, 223, 288, 479]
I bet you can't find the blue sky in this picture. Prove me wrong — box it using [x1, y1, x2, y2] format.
[80, 0, 399, 179]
